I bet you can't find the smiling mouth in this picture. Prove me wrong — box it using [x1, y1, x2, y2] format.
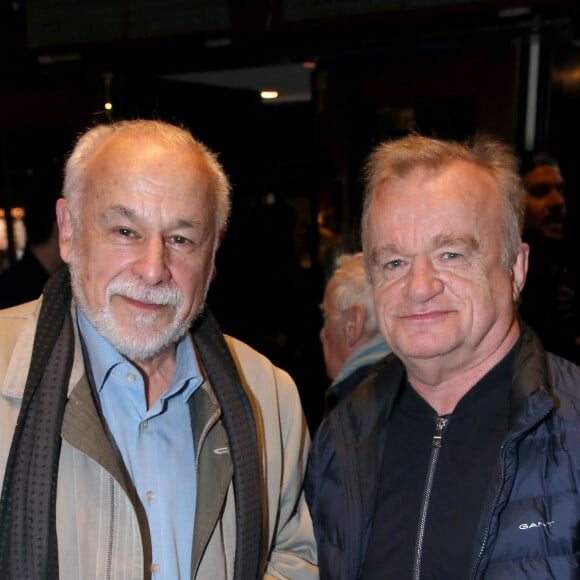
[402, 310, 448, 322]
[121, 296, 169, 311]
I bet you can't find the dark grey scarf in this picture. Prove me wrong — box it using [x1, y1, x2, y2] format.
[0, 268, 264, 579]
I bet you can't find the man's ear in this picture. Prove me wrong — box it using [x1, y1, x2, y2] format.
[55, 198, 73, 264]
[345, 304, 366, 347]
[511, 242, 529, 302]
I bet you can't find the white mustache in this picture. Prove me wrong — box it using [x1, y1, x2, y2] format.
[106, 278, 183, 308]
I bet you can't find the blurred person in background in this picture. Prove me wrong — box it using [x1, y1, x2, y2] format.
[319, 252, 391, 414]
[0, 182, 63, 309]
[519, 151, 579, 362]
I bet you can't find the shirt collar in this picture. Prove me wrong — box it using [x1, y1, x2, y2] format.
[332, 333, 392, 386]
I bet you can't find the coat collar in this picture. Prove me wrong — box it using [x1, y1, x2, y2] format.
[338, 321, 555, 442]
[3, 298, 84, 399]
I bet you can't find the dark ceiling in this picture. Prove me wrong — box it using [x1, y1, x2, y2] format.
[1, 1, 577, 83]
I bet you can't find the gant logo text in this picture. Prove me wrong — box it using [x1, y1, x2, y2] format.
[518, 520, 554, 530]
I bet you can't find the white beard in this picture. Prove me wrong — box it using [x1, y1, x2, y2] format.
[70, 267, 195, 362]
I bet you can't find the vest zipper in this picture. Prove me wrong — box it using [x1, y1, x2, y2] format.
[412, 416, 448, 580]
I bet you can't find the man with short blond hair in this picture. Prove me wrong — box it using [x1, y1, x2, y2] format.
[306, 134, 580, 579]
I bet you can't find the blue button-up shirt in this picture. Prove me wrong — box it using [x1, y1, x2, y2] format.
[77, 310, 202, 579]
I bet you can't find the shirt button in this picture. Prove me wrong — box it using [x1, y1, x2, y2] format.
[126, 372, 137, 382]
[145, 490, 155, 502]
[140, 420, 149, 430]
[150, 563, 160, 573]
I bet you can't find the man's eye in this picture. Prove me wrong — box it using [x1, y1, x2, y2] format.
[528, 183, 565, 198]
[385, 259, 403, 269]
[171, 235, 189, 245]
[117, 227, 133, 237]
[442, 252, 460, 260]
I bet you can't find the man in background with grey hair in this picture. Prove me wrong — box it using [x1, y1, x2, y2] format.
[319, 252, 390, 413]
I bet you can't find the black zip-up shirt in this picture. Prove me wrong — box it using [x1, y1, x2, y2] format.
[361, 351, 513, 579]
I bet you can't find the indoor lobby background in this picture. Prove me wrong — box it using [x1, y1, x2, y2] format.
[1, 0, 579, 429]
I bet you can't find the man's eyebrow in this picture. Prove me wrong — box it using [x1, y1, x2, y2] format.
[107, 204, 135, 220]
[431, 233, 479, 251]
[105, 205, 203, 229]
[370, 236, 478, 263]
[169, 218, 205, 230]
[370, 244, 401, 265]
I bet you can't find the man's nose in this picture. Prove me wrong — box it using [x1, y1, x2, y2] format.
[132, 238, 171, 284]
[404, 258, 444, 302]
[547, 186, 566, 207]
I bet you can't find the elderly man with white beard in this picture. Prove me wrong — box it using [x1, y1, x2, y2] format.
[0, 119, 318, 580]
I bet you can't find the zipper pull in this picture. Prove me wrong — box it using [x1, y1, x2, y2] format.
[432, 416, 448, 448]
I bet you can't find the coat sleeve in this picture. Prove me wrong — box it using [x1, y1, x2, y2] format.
[226, 337, 318, 579]
[263, 365, 318, 579]
[304, 415, 339, 580]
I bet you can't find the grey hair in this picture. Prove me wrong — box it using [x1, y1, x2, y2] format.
[331, 252, 378, 337]
[361, 134, 526, 270]
[62, 119, 231, 231]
